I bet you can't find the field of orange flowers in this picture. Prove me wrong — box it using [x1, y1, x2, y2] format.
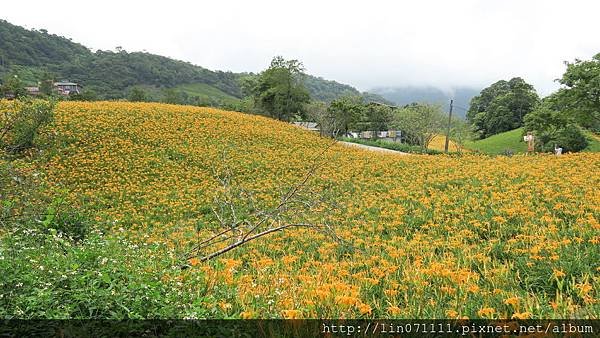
[38, 101, 600, 319]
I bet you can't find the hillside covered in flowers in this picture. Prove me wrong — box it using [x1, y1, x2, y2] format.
[4, 101, 599, 319]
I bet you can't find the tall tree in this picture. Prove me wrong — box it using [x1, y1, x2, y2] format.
[394, 103, 445, 150]
[467, 78, 539, 138]
[327, 95, 366, 133]
[306, 101, 338, 137]
[249, 56, 310, 121]
[128, 87, 148, 102]
[162, 88, 182, 104]
[365, 103, 394, 135]
[524, 93, 588, 152]
[556, 53, 600, 131]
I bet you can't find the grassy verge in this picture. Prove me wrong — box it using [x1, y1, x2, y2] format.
[464, 128, 527, 155]
[582, 131, 600, 152]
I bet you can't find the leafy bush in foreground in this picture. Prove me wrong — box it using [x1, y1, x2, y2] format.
[0, 99, 55, 153]
[0, 226, 193, 319]
[524, 99, 588, 152]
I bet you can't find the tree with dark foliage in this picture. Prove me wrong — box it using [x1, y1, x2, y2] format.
[246, 56, 310, 121]
[467, 78, 539, 138]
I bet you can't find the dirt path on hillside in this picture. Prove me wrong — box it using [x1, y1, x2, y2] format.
[339, 141, 410, 155]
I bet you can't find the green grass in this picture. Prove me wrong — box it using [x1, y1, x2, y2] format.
[582, 131, 600, 152]
[464, 128, 528, 155]
[464, 128, 600, 155]
[174, 83, 239, 104]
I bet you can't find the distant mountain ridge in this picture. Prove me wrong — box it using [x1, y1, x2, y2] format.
[0, 19, 389, 104]
[370, 86, 480, 118]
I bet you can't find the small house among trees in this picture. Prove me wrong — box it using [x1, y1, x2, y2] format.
[292, 121, 319, 132]
[25, 86, 41, 96]
[54, 81, 82, 95]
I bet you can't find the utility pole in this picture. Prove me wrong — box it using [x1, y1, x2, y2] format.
[444, 99, 453, 153]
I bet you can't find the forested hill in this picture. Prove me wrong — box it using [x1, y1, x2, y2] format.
[0, 19, 241, 99]
[0, 19, 387, 103]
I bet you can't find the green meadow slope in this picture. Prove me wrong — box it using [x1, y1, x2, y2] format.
[464, 128, 528, 154]
[465, 128, 600, 155]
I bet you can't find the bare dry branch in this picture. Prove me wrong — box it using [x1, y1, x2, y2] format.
[190, 223, 315, 263]
[181, 139, 345, 268]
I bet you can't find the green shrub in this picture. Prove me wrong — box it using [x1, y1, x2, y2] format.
[0, 228, 192, 319]
[0, 176, 191, 319]
[0, 102, 200, 319]
[40, 204, 91, 243]
[0, 157, 196, 320]
[555, 123, 589, 152]
[523, 97, 589, 153]
[0, 99, 55, 153]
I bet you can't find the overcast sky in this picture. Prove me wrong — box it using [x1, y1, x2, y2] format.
[3, 0, 600, 95]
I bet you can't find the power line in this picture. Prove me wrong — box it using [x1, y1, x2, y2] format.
[451, 104, 469, 111]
